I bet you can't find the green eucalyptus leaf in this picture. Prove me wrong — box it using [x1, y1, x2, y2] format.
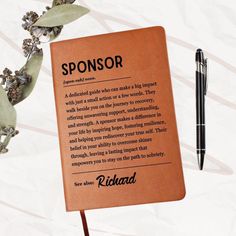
[33, 5, 89, 27]
[15, 51, 43, 105]
[0, 85, 16, 129]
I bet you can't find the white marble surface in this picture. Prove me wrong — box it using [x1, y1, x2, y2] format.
[0, 0, 236, 235]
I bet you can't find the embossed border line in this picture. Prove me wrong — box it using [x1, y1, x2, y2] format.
[72, 162, 172, 175]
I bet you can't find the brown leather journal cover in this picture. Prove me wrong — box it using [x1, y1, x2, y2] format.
[50, 26, 185, 211]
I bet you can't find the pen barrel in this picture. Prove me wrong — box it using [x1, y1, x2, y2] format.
[196, 125, 205, 154]
[196, 71, 205, 123]
[196, 71, 206, 154]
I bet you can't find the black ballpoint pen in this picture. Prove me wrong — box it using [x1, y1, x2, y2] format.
[195, 49, 208, 170]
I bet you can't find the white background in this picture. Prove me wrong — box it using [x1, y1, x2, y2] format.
[0, 0, 236, 235]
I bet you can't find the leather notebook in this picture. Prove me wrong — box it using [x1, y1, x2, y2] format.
[50, 26, 185, 211]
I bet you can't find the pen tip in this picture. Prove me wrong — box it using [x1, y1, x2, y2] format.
[199, 164, 203, 171]
[197, 153, 205, 170]
[197, 48, 202, 52]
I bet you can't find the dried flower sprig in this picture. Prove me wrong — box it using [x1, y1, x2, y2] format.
[22, 7, 63, 47]
[0, 1, 89, 154]
[0, 127, 19, 153]
[54, 0, 76, 5]
[22, 37, 41, 58]
[0, 67, 32, 105]
[22, 11, 39, 31]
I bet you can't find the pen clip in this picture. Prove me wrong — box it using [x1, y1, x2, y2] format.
[203, 58, 208, 95]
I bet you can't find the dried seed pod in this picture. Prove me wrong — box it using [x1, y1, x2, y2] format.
[22, 36, 41, 58]
[53, 0, 76, 6]
[0, 127, 19, 154]
[22, 11, 39, 31]
[0, 68, 32, 105]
